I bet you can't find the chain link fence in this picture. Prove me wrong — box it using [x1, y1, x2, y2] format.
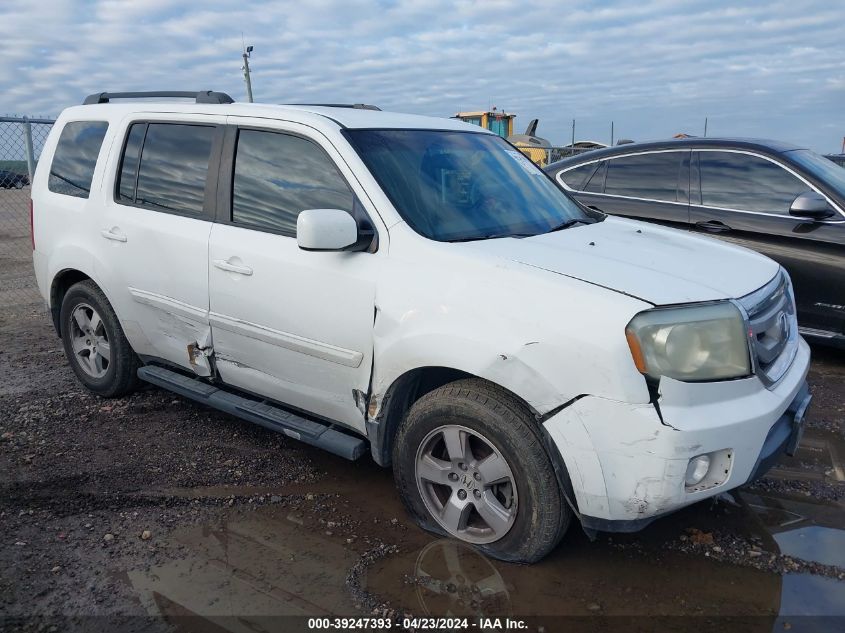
[0, 116, 55, 307]
[515, 144, 601, 168]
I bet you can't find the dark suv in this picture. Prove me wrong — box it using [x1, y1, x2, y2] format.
[546, 138, 845, 348]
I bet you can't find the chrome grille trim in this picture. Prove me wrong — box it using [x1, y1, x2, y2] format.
[737, 269, 799, 388]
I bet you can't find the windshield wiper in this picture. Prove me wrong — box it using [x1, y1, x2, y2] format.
[545, 218, 595, 233]
[446, 232, 536, 243]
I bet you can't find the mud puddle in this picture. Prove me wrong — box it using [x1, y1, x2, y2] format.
[118, 448, 845, 630]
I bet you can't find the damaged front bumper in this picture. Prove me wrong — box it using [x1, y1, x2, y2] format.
[542, 337, 811, 533]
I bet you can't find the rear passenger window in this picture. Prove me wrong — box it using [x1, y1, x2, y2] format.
[117, 123, 215, 215]
[48, 121, 108, 198]
[232, 129, 354, 236]
[604, 153, 682, 202]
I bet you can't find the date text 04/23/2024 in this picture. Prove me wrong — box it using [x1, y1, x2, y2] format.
[307, 617, 529, 630]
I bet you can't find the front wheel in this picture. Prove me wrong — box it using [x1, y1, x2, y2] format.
[393, 379, 570, 563]
[60, 280, 140, 397]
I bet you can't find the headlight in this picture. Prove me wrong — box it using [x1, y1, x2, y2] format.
[625, 302, 751, 382]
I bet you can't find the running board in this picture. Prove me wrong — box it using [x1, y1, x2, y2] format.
[137, 365, 367, 460]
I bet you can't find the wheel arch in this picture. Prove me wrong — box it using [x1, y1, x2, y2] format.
[49, 268, 94, 336]
[367, 366, 582, 517]
[367, 366, 542, 467]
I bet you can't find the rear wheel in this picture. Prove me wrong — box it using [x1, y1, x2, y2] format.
[60, 280, 140, 397]
[393, 378, 570, 563]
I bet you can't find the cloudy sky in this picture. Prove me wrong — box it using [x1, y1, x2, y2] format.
[2, 0, 844, 152]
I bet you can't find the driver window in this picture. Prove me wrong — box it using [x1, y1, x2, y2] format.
[232, 129, 355, 236]
[697, 151, 810, 215]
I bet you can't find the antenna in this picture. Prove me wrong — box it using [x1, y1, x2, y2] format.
[241, 35, 254, 103]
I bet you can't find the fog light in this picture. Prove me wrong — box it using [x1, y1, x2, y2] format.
[685, 455, 711, 486]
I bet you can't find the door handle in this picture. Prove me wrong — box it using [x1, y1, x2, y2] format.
[100, 228, 127, 242]
[213, 258, 253, 276]
[695, 220, 731, 233]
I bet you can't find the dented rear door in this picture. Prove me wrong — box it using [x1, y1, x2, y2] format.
[97, 114, 225, 373]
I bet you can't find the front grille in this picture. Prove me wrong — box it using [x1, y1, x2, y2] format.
[738, 270, 799, 387]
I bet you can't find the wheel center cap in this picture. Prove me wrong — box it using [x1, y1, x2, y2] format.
[461, 474, 474, 489]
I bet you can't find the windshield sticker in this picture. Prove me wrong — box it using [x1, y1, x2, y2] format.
[505, 150, 542, 175]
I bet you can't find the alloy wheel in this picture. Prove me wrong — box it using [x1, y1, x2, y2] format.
[69, 303, 111, 379]
[415, 424, 518, 544]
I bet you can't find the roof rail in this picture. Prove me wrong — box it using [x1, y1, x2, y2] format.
[82, 91, 235, 105]
[287, 103, 382, 111]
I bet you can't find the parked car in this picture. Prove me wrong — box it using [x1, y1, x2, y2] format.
[824, 154, 845, 168]
[32, 92, 811, 563]
[0, 169, 28, 189]
[546, 138, 845, 348]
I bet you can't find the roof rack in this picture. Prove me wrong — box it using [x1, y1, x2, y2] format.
[287, 103, 381, 111]
[82, 91, 235, 105]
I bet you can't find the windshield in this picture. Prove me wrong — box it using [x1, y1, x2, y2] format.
[344, 129, 590, 241]
[786, 149, 845, 200]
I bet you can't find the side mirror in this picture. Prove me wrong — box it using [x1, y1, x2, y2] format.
[297, 209, 360, 251]
[789, 191, 835, 220]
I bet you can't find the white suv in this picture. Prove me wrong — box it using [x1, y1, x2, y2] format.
[32, 91, 811, 562]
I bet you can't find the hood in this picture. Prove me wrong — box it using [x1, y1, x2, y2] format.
[465, 217, 780, 305]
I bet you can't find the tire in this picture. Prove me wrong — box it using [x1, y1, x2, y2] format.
[60, 280, 141, 397]
[393, 378, 570, 563]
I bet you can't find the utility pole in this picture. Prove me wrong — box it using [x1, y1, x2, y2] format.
[704, 117, 708, 137]
[242, 44, 254, 103]
[571, 119, 575, 148]
[611, 121, 614, 146]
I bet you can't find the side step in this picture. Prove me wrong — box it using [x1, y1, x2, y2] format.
[137, 365, 368, 460]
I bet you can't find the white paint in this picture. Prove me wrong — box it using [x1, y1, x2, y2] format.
[465, 216, 780, 304]
[31, 100, 811, 533]
[296, 209, 359, 251]
[208, 311, 364, 368]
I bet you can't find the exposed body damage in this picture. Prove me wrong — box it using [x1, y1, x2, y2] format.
[543, 338, 810, 528]
[366, 222, 655, 428]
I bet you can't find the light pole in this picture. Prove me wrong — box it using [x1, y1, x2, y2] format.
[242, 45, 254, 103]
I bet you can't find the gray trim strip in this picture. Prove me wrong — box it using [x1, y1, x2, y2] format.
[128, 287, 207, 321]
[208, 311, 364, 368]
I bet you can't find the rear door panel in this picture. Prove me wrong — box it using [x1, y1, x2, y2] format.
[96, 115, 225, 371]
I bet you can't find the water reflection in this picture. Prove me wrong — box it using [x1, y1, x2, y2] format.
[411, 540, 511, 618]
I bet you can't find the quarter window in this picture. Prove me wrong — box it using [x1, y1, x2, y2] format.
[584, 161, 607, 193]
[231, 129, 354, 236]
[559, 163, 597, 190]
[48, 121, 109, 198]
[698, 151, 811, 214]
[117, 123, 215, 215]
[603, 153, 682, 202]
[117, 124, 145, 203]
